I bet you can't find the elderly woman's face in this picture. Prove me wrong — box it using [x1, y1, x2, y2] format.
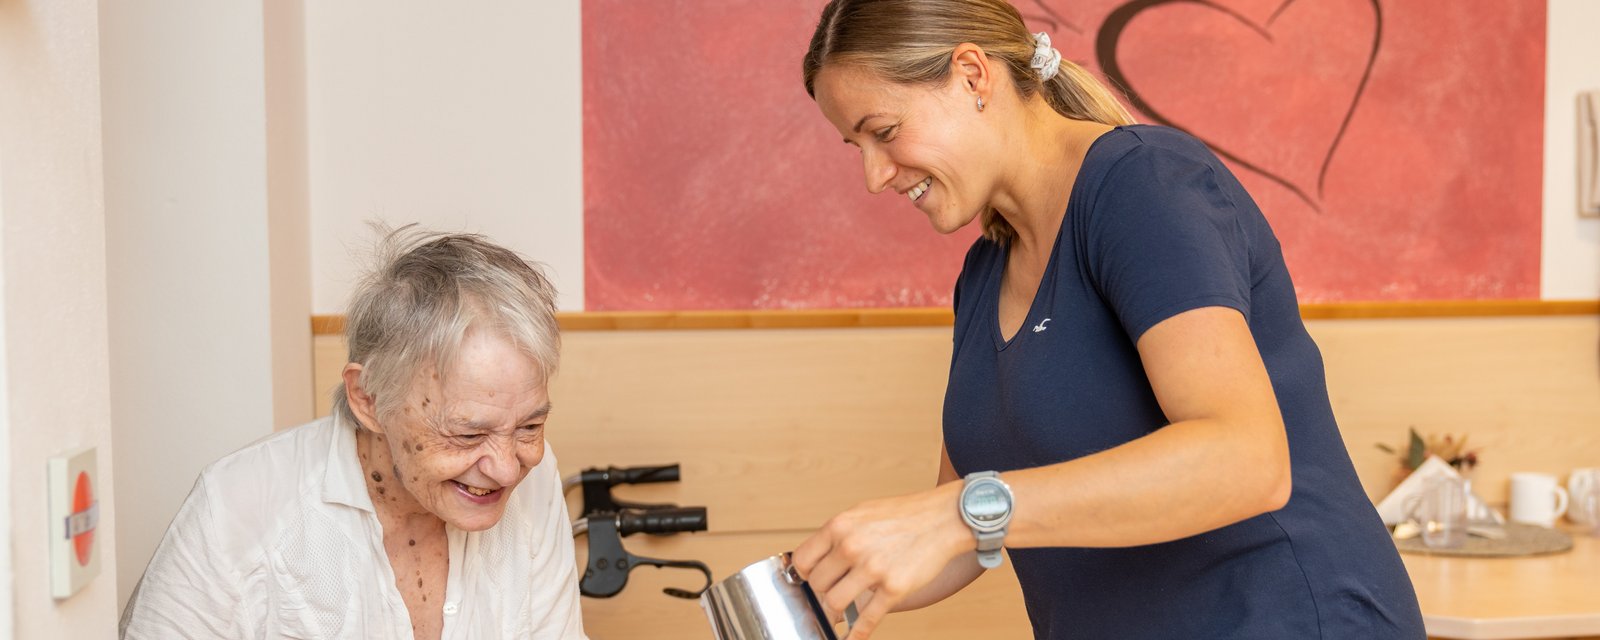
[381, 326, 549, 532]
[812, 64, 996, 235]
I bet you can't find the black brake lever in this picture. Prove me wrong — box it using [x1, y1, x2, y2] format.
[577, 465, 682, 519]
[578, 514, 713, 600]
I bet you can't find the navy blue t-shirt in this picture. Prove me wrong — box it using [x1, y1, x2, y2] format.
[943, 126, 1424, 639]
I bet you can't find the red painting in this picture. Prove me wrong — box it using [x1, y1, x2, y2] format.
[583, 0, 1545, 310]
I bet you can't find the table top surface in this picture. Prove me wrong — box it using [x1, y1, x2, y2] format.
[1402, 523, 1600, 639]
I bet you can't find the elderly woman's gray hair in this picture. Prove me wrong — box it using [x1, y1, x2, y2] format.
[332, 225, 561, 425]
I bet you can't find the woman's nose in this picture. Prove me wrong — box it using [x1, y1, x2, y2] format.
[477, 442, 524, 486]
[862, 147, 896, 194]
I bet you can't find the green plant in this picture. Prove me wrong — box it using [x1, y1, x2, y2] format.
[1375, 427, 1479, 472]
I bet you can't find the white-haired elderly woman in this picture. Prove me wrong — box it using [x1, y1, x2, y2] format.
[121, 228, 586, 639]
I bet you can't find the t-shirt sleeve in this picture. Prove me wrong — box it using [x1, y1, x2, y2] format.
[1083, 143, 1252, 342]
[120, 474, 251, 639]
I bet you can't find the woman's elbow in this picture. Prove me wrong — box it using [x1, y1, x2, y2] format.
[1256, 429, 1293, 513]
[1262, 462, 1292, 512]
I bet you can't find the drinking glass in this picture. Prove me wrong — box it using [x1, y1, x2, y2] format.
[1413, 475, 1468, 549]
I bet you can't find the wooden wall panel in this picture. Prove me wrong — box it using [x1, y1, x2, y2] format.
[310, 314, 1600, 638]
[1315, 316, 1600, 505]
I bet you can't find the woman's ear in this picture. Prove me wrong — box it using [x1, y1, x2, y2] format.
[950, 43, 993, 103]
[342, 363, 385, 435]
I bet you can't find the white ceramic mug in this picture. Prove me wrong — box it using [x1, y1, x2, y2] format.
[1509, 472, 1569, 527]
[1569, 468, 1600, 526]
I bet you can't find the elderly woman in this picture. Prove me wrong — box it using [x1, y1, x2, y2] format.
[121, 228, 586, 639]
[790, 1, 1424, 639]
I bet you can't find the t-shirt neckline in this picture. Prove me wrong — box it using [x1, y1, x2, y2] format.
[988, 125, 1131, 352]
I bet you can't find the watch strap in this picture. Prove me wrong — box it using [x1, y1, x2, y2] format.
[975, 530, 1005, 568]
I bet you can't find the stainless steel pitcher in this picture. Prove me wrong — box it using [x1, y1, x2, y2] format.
[700, 553, 857, 640]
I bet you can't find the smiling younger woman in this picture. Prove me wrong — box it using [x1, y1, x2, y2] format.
[121, 227, 586, 639]
[789, 1, 1425, 639]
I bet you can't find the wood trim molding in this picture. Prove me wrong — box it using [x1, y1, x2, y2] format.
[310, 300, 1600, 335]
[1298, 299, 1600, 319]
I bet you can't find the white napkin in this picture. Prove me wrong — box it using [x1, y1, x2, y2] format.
[1375, 455, 1500, 526]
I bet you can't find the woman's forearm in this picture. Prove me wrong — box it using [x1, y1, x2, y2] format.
[1002, 415, 1291, 549]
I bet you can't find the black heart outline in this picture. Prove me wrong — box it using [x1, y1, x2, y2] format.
[1016, 0, 1085, 35]
[1095, 0, 1383, 212]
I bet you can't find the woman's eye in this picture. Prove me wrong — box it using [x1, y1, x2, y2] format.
[874, 126, 896, 143]
[519, 424, 544, 436]
[455, 434, 486, 444]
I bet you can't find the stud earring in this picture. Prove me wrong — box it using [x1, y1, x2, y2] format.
[976, 97, 985, 112]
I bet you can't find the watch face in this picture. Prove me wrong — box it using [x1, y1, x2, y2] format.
[963, 481, 1012, 524]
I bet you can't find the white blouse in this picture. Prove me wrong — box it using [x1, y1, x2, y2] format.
[120, 416, 587, 639]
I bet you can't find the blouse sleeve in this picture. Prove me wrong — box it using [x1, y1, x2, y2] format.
[526, 448, 588, 639]
[120, 474, 252, 639]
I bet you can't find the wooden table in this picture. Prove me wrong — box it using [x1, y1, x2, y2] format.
[1402, 524, 1600, 639]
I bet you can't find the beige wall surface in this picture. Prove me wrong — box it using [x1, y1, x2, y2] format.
[304, 0, 585, 313]
[0, 0, 121, 636]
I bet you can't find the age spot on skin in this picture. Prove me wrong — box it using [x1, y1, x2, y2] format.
[408, 539, 416, 546]
[415, 443, 424, 452]
[371, 471, 383, 483]
[377, 486, 386, 495]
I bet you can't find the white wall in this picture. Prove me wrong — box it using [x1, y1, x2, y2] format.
[101, 0, 312, 612]
[305, 0, 586, 313]
[0, 0, 122, 636]
[1541, 0, 1600, 300]
[302, 0, 1594, 311]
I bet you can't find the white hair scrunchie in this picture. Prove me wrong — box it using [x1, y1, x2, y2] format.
[1030, 32, 1062, 82]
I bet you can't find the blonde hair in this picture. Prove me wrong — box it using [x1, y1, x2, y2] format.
[802, 0, 1134, 242]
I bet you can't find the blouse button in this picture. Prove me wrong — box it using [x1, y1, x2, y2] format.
[442, 602, 459, 616]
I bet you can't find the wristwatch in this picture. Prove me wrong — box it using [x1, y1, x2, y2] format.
[959, 471, 1014, 569]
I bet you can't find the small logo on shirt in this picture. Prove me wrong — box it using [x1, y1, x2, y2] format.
[1032, 318, 1051, 333]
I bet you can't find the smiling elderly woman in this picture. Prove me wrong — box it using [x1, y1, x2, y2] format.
[120, 227, 586, 639]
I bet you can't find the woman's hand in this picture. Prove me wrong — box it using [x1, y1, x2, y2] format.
[791, 481, 972, 640]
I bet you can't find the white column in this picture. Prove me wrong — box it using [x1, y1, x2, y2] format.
[0, 123, 12, 640]
[0, 0, 121, 635]
[101, 0, 312, 611]
[266, 0, 315, 431]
